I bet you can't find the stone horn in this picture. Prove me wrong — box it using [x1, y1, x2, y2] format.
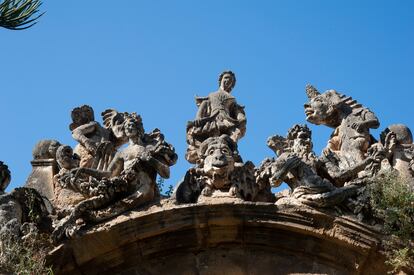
[305, 84, 320, 99]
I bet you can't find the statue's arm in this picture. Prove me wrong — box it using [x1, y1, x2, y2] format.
[106, 152, 124, 177]
[270, 155, 301, 185]
[72, 152, 123, 180]
[235, 104, 246, 122]
[323, 157, 372, 185]
[147, 156, 170, 179]
[72, 122, 99, 153]
[195, 100, 209, 120]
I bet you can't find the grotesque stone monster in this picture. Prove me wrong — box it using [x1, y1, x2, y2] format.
[175, 135, 272, 203]
[304, 85, 380, 186]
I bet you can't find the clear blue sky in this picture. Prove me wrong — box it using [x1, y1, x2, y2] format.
[1, 1, 413, 192]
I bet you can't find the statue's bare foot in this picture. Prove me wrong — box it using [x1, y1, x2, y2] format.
[201, 186, 213, 197]
[228, 185, 239, 197]
[52, 216, 76, 243]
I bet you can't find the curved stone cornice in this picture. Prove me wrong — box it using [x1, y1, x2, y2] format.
[49, 201, 389, 275]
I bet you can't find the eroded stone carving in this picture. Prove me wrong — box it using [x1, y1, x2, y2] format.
[304, 85, 380, 186]
[175, 135, 272, 203]
[380, 124, 414, 182]
[186, 71, 246, 163]
[0, 162, 51, 250]
[52, 111, 177, 241]
[178, 71, 271, 203]
[32, 140, 61, 160]
[70, 105, 127, 170]
[25, 139, 62, 201]
[257, 125, 358, 207]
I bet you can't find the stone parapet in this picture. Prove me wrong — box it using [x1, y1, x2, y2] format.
[49, 201, 389, 275]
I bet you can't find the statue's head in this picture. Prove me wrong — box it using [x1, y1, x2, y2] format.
[218, 71, 236, 92]
[0, 161, 11, 192]
[56, 145, 80, 170]
[32, 139, 61, 160]
[70, 105, 95, 131]
[198, 135, 239, 180]
[380, 124, 413, 146]
[304, 85, 344, 128]
[124, 113, 144, 139]
[287, 124, 313, 155]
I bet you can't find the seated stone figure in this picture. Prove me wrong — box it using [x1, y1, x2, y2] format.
[174, 135, 273, 203]
[304, 85, 380, 186]
[52, 145, 84, 213]
[70, 105, 128, 170]
[379, 124, 414, 183]
[52, 112, 177, 242]
[186, 71, 246, 163]
[257, 125, 360, 208]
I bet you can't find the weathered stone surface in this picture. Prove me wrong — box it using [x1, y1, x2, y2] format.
[48, 200, 389, 275]
[2, 79, 412, 274]
[53, 145, 84, 210]
[25, 140, 61, 201]
[380, 124, 414, 183]
[186, 71, 246, 164]
[175, 135, 272, 203]
[70, 105, 127, 170]
[179, 72, 271, 204]
[52, 111, 177, 242]
[257, 124, 359, 208]
[0, 187, 52, 242]
[304, 85, 380, 186]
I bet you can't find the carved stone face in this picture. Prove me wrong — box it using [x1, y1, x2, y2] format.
[304, 91, 341, 127]
[287, 125, 313, 155]
[71, 105, 94, 126]
[56, 145, 79, 170]
[48, 140, 61, 158]
[202, 141, 236, 179]
[292, 136, 312, 155]
[124, 118, 144, 139]
[220, 73, 235, 92]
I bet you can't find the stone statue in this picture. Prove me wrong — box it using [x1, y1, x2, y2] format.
[186, 71, 246, 163]
[52, 111, 177, 241]
[52, 145, 85, 213]
[304, 85, 380, 186]
[380, 124, 414, 182]
[0, 162, 51, 249]
[32, 140, 61, 160]
[70, 105, 126, 170]
[174, 135, 273, 203]
[257, 125, 360, 207]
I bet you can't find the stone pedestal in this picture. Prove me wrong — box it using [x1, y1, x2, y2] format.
[25, 159, 57, 201]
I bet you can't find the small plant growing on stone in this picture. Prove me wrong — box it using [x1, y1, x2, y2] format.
[156, 177, 174, 198]
[369, 172, 414, 273]
[0, 228, 54, 274]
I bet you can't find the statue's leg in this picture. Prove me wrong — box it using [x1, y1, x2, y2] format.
[89, 181, 155, 223]
[52, 194, 108, 242]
